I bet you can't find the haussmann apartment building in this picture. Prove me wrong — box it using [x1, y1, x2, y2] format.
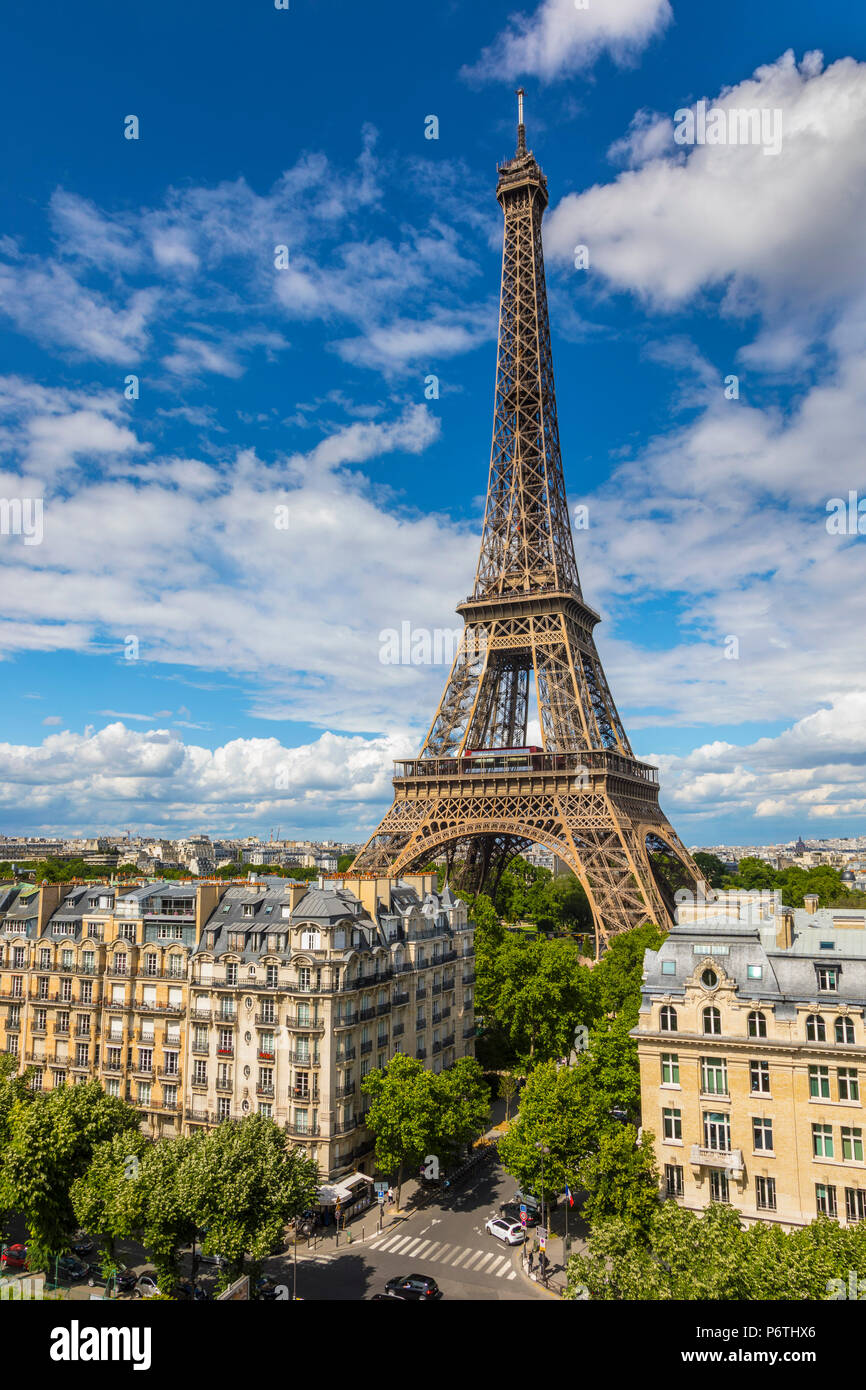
[635, 889, 866, 1228]
[0, 872, 476, 1181]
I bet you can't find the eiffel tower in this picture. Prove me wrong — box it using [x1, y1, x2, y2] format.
[352, 93, 702, 950]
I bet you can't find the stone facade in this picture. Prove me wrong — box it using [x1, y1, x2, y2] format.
[635, 891, 866, 1227]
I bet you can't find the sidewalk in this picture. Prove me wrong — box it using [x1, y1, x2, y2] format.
[511, 1211, 586, 1298]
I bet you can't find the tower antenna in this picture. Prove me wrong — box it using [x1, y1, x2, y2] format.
[516, 87, 526, 155]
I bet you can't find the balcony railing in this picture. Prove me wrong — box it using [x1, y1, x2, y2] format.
[255, 1013, 278, 1027]
[292, 1087, 320, 1103]
[335, 1013, 359, 1029]
[393, 748, 659, 785]
[333, 1116, 359, 1135]
[285, 1121, 320, 1138]
[256, 1085, 276, 1098]
[690, 1145, 744, 1174]
[462, 972, 476, 985]
[360, 1040, 373, 1055]
[442, 1033, 455, 1047]
[359, 1007, 376, 1022]
[392, 991, 409, 1006]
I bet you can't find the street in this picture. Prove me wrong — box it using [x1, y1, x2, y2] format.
[263, 1154, 553, 1301]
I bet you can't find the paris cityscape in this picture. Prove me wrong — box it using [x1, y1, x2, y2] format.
[1, 0, 865, 1364]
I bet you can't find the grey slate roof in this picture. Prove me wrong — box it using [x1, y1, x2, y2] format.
[643, 905, 866, 1012]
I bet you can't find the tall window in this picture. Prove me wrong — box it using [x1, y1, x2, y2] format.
[816, 1183, 837, 1219]
[703, 1112, 731, 1152]
[750, 1060, 771, 1094]
[659, 1006, 677, 1033]
[755, 1176, 776, 1212]
[812, 1123, 834, 1159]
[753, 1117, 773, 1152]
[661, 1053, 679, 1085]
[702, 1006, 721, 1036]
[839, 1068, 860, 1102]
[700, 1057, 728, 1096]
[809, 1065, 831, 1099]
[816, 966, 839, 992]
[194, 1060, 207, 1086]
[709, 1171, 729, 1203]
[836, 1016, 855, 1045]
[806, 1014, 826, 1042]
[748, 1011, 767, 1038]
[841, 1127, 864, 1163]
[845, 1188, 866, 1224]
[664, 1164, 684, 1198]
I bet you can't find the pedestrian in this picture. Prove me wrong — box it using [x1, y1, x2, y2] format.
[527, 1249, 534, 1273]
[387, 1186, 395, 1206]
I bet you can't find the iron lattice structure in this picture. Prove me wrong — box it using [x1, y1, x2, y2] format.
[352, 98, 702, 948]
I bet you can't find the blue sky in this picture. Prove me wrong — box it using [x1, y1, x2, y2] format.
[2, 0, 866, 845]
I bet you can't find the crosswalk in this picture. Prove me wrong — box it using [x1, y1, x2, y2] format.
[365, 1230, 518, 1280]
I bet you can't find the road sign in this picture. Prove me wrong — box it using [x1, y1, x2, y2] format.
[374, 1182, 388, 1195]
[520, 1211, 527, 1226]
[538, 1237, 547, 1252]
[537, 1226, 548, 1242]
[377, 1192, 385, 1204]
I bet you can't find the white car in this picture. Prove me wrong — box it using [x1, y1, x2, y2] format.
[485, 1217, 525, 1245]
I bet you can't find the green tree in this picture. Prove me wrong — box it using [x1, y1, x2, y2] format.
[139, 1133, 202, 1291]
[566, 1203, 866, 1301]
[70, 1130, 149, 1273]
[577, 1126, 658, 1235]
[593, 922, 666, 1027]
[434, 1058, 490, 1165]
[693, 852, 730, 889]
[361, 1055, 441, 1206]
[484, 934, 598, 1066]
[498, 1061, 589, 1208]
[0, 1081, 139, 1270]
[498, 1070, 520, 1123]
[177, 1116, 319, 1286]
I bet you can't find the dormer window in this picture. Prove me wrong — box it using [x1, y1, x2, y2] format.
[301, 930, 321, 951]
[242, 904, 255, 917]
[816, 966, 839, 992]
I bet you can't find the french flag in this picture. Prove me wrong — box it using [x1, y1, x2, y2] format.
[565, 1185, 574, 1208]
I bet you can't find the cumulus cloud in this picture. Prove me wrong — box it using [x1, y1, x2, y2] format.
[464, 0, 672, 82]
[0, 723, 412, 836]
[651, 694, 866, 830]
[546, 52, 866, 328]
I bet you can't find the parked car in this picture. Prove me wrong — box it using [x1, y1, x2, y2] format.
[501, 1201, 539, 1229]
[198, 1251, 227, 1268]
[371, 1292, 405, 1301]
[71, 1238, 94, 1258]
[384, 1273, 441, 1301]
[0, 1244, 29, 1270]
[176, 1281, 212, 1302]
[485, 1217, 525, 1245]
[57, 1255, 89, 1281]
[135, 1273, 162, 1299]
[515, 1188, 556, 1214]
[86, 1261, 137, 1292]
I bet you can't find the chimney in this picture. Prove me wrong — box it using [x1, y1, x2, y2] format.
[288, 882, 309, 911]
[776, 909, 794, 950]
[804, 893, 820, 915]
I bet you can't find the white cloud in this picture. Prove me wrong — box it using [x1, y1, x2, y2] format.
[650, 694, 866, 828]
[0, 722, 412, 836]
[464, 0, 672, 83]
[546, 52, 866, 325]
